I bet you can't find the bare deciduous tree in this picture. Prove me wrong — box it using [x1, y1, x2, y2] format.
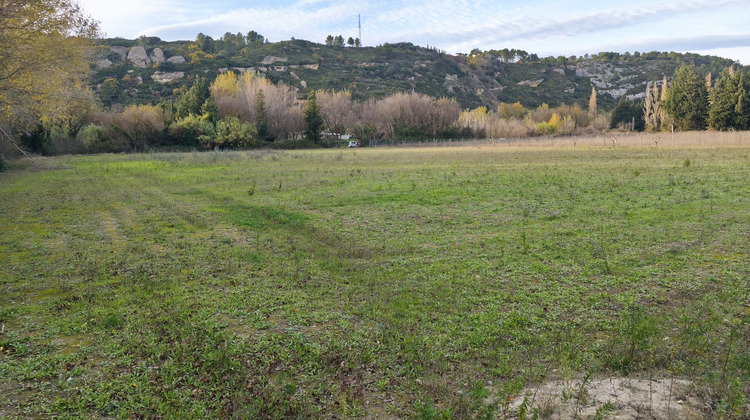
[210, 71, 303, 140]
[316, 90, 355, 139]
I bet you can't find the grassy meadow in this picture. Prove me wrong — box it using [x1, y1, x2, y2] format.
[1, 140, 749, 418]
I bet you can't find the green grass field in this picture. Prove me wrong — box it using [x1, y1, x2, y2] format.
[1, 145, 748, 418]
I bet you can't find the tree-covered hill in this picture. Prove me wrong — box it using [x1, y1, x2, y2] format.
[91, 35, 742, 111]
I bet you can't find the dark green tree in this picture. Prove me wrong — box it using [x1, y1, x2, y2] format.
[304, 91, 323, 144]
[254, 90, 272, 142]
[246, 31, 264, 45]
[175, 76, 211, 119]
[100, 79, 121, 107]
[736, 74, 750, 129]
[709, 68, 750, 131]
[610, 99, 645, 131]
[663, 64, 709, 131]
[196, 33, 215, 52]
[380, 42, 393, 58]
[709, 69, 739, 131]
[234, 32, 246, 49]
[200, 96, 218, 124]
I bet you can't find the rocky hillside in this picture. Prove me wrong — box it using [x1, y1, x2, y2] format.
[91, 37, 741, 111]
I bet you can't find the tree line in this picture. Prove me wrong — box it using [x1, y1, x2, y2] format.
[3, 1, 750, 167]
[609, 64, 750, 132]
[25, 71, 467, 154]
[325, 35, 361, 48]
[14, 67, 617, 155]
[12, 63, 750, 157]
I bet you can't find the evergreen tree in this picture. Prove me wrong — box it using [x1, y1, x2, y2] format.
[200, 96, 218, 124]
[247, 31, 264, 45]
[660, 75, 672, 130]
[735, 73, 750, 129]
[709, 68, 739, 131]
[254, 90, 272, 142]
[175, 76, 211, 119]
[610, 99, 645, 131]
[709, 68, 750, 131]
[304, 91, 323, 144]
[663, 64, 709, 131]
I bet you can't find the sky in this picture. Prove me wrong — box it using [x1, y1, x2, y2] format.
[78, 0, 750, 64]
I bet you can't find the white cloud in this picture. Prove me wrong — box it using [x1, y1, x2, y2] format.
[78, 0, 216, 38]
[371, 0, 750, 50]
[81, 0, 750, 63]
[137, 1, 365, 41]
[694, 47, 750, 65]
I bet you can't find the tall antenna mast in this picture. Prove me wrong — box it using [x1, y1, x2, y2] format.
[358, 15, 362, 46]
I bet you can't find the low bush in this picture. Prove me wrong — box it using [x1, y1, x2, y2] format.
[49, 125, 84, 155]
[77, 124, 127, 153]
[169, 115, 215, 147]
[208, 116, 257, 149]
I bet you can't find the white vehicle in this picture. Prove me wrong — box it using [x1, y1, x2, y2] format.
[348, 141, 358, 148]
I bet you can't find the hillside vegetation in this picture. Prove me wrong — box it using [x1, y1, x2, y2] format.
[91, 35, 741, 111]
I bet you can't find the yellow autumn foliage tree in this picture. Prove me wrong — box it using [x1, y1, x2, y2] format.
[0, 0, 99, 147]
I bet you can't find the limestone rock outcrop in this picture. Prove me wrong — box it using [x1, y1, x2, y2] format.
[166, 55, 186, 64]
[151, 71, 185, 84]
[149, 48, 165, 63]
[261, 55, 287, 65]
[111, 46, 128, 61]
[96, 59, 113, 69]
[127, 46, 151, 68]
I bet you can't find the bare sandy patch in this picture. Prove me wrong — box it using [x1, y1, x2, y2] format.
[508, 377, 707, 419]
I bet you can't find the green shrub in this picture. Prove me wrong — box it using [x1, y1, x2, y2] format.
[209, 116, 257, 149]
[169, 115, 215, 147]
[77, 124, 121, 153]
[0, 155, 7, 172]
[49, 125, 83, 155]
